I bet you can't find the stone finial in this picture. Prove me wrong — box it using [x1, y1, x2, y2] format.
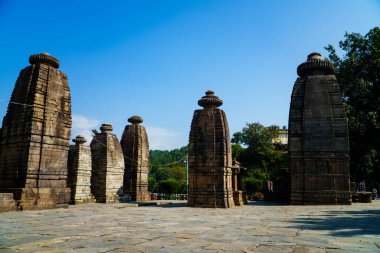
[72, 135, 87, 145]
[29, 53, 60, 69]
[100, 123, 113, 133]
[297, 52, 334, 77]
[128, 116, 143, 125]
[198, 90, 223, 108]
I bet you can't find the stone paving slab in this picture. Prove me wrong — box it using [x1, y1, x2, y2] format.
[0, 201, 379, 253]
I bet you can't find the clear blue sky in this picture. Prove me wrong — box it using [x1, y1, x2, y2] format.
[1, 0, 379, 150]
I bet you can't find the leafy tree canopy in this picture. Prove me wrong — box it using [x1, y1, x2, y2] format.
[149, 146, 188, 195]
[232, 122, 288, 191]
[325, 27, 380, 185]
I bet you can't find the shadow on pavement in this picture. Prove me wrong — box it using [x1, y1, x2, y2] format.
[247, 201, 288, 206]
[157, 202, 188, 208]
[288, 208, 380, 237]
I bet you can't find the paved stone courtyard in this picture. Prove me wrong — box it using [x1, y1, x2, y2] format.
[0, 201, 379, 253]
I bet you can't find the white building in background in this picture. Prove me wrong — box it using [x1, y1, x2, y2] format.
[273, 126, 288, 149]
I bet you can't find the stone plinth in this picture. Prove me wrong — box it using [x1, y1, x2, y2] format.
[68, 135, 95, 204]
[188, 90, 234, 208]
[289, 52, 351, 205]
[90, 124, 124, 203]
[0, 53, 72, 210]
[120, 116, 150, 201]
[357, 192, 372, 203]
[0, 193, 17, 212]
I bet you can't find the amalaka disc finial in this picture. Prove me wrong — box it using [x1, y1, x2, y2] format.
[198, 90, 223, 108]
[128, 115, 143, 124]
[72, 135, 87, 145]
[29, 53, 60, 69]
[297, 52, 334, 77]
[100, 123, 113, 133]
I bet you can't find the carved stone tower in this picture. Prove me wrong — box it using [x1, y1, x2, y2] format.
[188, 90, 234, 208]
[68, 135, 95, 204]
[0, 53, 72, 210]
[120, 116, 150, 201]
[289, 52, 351, 205]
[90, 123, 124, 203]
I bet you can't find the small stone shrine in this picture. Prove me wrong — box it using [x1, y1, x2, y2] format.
[0, 53, 72, 210]
[120, 116, 150, 201]
[232, 159, 244, 206]
[67, 135, 95, 204]
[289, 52, 351, 205]
[188, 90, 235, 208]
[90, 123, 124, 203]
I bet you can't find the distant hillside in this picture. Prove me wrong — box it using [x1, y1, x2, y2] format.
[149, 146, 188, 168]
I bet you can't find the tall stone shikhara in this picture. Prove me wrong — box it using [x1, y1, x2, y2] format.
[289, 52, 351, 205]
[0, 53, 72, 210]
[90, 123, 124, 203]
[188, 90, 235, 208]
[68, 135, 94, 204]
[120, 116, 150, 201]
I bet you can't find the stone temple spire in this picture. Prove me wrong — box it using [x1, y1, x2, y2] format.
[90, 123, 125, 203]
[188, 90, 235, 208]
[289, 52, 351, 205]
[68, 135, 95, 204]
[120, 116, 150, 201]
[0, 52, 72, 210]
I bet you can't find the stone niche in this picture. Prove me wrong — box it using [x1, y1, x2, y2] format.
[288, 52, 351, 205]
[67, 135, 95, 204]
[120, 116, 150, 201]
[90, 123, 124, 203]
[188, 90, 235, 208]
[0, 53, 72, 210]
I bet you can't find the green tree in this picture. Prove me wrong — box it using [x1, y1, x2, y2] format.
[325, 27, 380, 185]
[148, 176, 158, 192]
[167, 165, 186, 181]
[178, 180, 187, 194]
[159, 179, 179, 197]
[232, 123, 288, 172]
[232, 122, 288, 191]
[150, 166, 171, 182]
[243, 177, 264, 194]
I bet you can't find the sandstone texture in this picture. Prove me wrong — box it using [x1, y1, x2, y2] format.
[67, 135, 95, 204]
[120, 116, 150, 201]
[188, 90, 234, 208]
[0, 53, 72, 210]
[90, 124, 124, 203]
[289, 52, 351, 205]
[0, 193, 17, 212]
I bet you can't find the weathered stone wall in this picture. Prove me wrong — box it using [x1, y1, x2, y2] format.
[289, 52, 351, 205]
[0, 193, 17, 212]
[0, 53, 72, 210]
[188, 91, 235, 208]
[68, 135, 94, 204]
[90, 124, 124, 203]
[120, 116, 150, 201]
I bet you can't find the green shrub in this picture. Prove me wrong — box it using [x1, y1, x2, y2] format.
[148, 176, 158, 192]
[158, 179, 179, 196]
[243, 177, 264, 194]
[178, 180, 187, 194]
